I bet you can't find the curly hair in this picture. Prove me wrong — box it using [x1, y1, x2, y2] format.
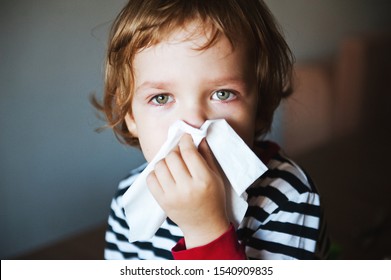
[92, 0, 293, 147]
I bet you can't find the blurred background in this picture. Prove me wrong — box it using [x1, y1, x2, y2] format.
[1, 0, 390, 259]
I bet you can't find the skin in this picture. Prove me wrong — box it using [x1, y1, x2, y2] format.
[125, 24, 260, 248]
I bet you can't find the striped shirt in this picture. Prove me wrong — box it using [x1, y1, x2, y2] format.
[104, 141, 329, 260]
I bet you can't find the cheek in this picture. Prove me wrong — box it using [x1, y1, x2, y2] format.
[224, 104, 258, 148]
[231, 120, 256, 148]
[137, 124, 170, 162]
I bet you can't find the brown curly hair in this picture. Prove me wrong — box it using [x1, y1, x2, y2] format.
[92, 0, 293, 147]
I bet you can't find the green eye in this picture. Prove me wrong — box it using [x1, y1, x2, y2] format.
[151, 94, 172, 105]
[212, 90, 234, 101]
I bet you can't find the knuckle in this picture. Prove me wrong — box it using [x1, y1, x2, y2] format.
[165, 149, 180, 164]
[194, 175, 210, 189]
[180, 147, 198, 162]
[146, 171, 156, 185]
[154, 159, 166, 172]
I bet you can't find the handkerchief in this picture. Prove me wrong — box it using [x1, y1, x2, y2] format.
[122, 119, 268, 242]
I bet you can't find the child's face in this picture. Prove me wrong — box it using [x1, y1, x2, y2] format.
[125, 27, 259, 162]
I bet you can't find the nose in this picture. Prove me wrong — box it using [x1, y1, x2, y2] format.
[180, 101, 208, 129]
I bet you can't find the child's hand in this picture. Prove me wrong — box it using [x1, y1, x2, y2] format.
[147, 133, 230, 249]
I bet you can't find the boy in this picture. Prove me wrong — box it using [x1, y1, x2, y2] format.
[95, 0, 329, 259]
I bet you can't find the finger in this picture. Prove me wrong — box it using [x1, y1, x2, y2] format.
[178, 133, 209, 178]
[198, 139, 220, 173]
[153, 159, 175, 190]
[164, 147, 191, 183]
[146, 170, 165, 198]
[198, 139, 227, 185]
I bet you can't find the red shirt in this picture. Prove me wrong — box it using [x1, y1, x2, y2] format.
[171, 224, 247, 260]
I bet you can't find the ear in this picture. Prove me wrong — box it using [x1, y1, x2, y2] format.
[124, 113, 138, 137]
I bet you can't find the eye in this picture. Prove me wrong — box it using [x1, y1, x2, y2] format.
[150, 94, 173, 105]
[211, 90, 236, 101]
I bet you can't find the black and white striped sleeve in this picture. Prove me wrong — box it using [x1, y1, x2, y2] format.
[104, 170, 141, 259]
[238, 154, 329, 259]
[104, 163, 183, 260]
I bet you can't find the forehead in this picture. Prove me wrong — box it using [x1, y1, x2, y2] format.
[134, 27, 253, 76]
[131, 30, 257, 99]
[136, 19, 250, 55]
[137, 20, 253, 60]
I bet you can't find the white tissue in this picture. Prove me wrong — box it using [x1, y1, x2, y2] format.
[122, 119, 268, 242]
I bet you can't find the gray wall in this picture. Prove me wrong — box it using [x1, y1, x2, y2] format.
[1, 0, 390, 259]
[0, 0, 145, 258]
[266, 0, 391, 60]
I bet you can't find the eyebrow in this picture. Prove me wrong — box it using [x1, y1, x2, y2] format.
[135, 76, 248, 94]
[205, 77, 248, 87]
[135, 81, 173, 95]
